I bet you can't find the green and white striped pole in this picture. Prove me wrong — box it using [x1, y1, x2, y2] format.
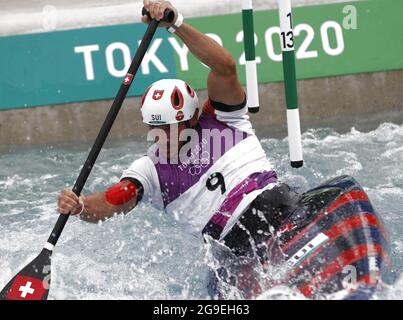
[242, 0, 260, 113]
[279, 0, 303, 168]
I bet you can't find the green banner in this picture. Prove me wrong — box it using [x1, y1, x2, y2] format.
[0, 25, 176, 110]
[0, 0, 402, 110]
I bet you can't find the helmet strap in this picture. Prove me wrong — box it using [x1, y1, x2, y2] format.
[184, 120, 192, 129]
[183, 120, 194, 144]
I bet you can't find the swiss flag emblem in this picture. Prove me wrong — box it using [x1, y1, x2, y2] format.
[153, 90, 164, 100]
[123, 73, 134, 86]
[6, 275, 47, 300]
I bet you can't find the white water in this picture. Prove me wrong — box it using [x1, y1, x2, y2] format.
[0, 123, 402, 299]
[0, 0, 401, 300]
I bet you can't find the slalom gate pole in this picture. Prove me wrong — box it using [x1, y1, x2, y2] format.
[278, 0, 303, 168]
[242, 0, 260, 113]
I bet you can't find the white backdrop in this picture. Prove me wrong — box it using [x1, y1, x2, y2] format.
[0, 0, 355, 36]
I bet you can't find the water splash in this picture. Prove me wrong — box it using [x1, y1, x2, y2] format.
[0, 123, 402, 299]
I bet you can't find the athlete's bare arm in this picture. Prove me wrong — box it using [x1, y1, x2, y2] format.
[57, 181, 138, 224]
[142, 0, 245, 106]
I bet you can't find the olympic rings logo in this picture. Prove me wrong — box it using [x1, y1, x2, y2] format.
[188, 151, 211, 176]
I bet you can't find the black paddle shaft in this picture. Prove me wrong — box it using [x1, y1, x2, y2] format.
[47, 10, 174, 247]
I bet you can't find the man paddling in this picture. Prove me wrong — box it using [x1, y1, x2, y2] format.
[57, 0, 297, 297]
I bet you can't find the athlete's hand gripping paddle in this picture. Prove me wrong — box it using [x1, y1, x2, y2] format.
[0, 8, 174, 301]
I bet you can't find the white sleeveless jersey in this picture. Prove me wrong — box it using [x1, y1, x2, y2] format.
[121, 99, 278, 240]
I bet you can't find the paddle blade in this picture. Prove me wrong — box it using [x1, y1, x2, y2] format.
[0, 249, 52, 300]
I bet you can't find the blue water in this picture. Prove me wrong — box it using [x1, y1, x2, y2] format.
[0, 122, 402, 299]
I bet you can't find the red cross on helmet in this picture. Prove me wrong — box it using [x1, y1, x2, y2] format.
[141, 79, 199, 125]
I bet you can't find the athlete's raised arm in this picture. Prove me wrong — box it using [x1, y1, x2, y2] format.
[142, 0, 245, 107]
[57, 179, 142, 223]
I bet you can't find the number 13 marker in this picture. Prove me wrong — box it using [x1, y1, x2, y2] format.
[279, 0, 303, 168]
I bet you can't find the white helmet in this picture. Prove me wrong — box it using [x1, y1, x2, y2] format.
[141, 79, 199, 125]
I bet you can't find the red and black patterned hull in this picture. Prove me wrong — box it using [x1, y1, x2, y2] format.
[208, 175, 392, 300]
